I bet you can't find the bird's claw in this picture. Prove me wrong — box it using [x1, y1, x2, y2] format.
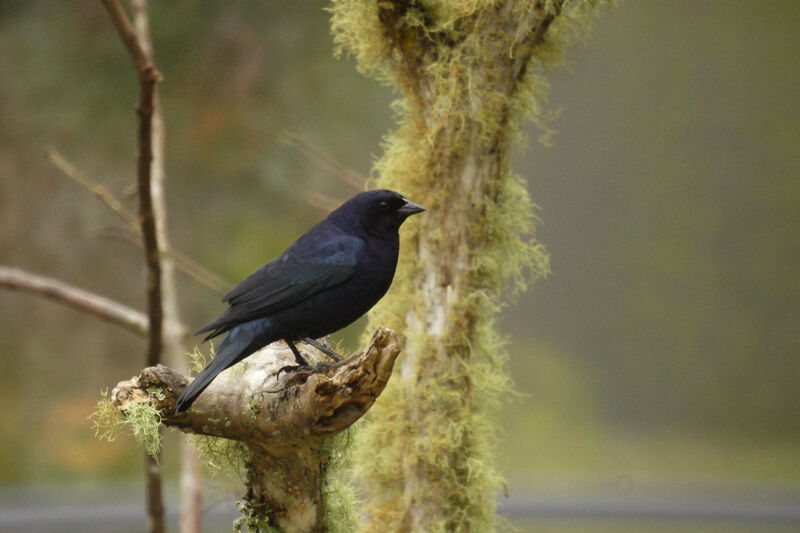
[276, 361, 333, 379]
[276, 364, 307, 378]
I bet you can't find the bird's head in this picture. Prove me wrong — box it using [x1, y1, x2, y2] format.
[329, 189, 425, 239]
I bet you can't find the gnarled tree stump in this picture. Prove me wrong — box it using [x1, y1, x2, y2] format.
[111, 327, 401, 532]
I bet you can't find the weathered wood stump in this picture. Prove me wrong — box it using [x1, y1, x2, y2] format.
[111, 327, 401, 532]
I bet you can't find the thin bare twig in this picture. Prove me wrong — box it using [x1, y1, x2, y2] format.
[47, 146, 228, 294]
[0, 266, 148, 336]
[307, 191, 342, 213]
[130, 1, 204, 530]
[279, 132, 366, 189]
[169, 249, 228, 294]
[102, 0, 164, 366]
[45, 147, 140, 228]
[100, 0, 155, 75]
[100, 227, 229, 294]
[101, 1, 165, 532]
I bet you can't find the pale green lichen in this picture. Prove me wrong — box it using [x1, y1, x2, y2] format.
[329, 0, 606, 531]
[89, 389, 125, 443]
[233, 500, 281, 533]
[188, 342, 214, 375]
[190, 434, 248, 480]
[90, 388, 163, 459]
[187, 343, 254, 480]
[249, 395, 264, 420]
[124, 401, 163, 458]
[147, 387, 166, 401]
[317, 428, 359, 533]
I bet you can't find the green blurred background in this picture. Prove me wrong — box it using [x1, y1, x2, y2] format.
[1, 1, 798, 531]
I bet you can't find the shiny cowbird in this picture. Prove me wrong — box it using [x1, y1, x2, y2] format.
[174, 189, 424, 413]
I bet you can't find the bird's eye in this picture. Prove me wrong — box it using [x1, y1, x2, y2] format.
[378, 201, 390, 211]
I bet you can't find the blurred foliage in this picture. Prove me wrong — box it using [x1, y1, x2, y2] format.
[0, 0, 798, 493]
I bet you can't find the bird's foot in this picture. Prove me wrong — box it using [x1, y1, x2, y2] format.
[276, 364, 309, 378]
[285, 339, 311, 366]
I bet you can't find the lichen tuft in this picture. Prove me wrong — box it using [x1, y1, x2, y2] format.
[233, 499, 281, 533]
[90, 388, 163, 459]
[124, 400, 163, 458]
[189, 434, 248, 480]
[317, 428, 359, 533]
[188, 342, 214, 375]
[89, 389, 125, 443]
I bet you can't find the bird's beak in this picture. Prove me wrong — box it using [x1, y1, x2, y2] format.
[398, 199, 426, 216]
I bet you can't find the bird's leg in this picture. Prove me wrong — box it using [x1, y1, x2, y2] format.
[285, 339, 310, 366]
[278, 339, 339, 378]
[276, 340, 310, 378]
[302, 337, 343, 362]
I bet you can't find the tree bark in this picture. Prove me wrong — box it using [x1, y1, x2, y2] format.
[329, 0, 604, 530]
[111, 328, 401, 532]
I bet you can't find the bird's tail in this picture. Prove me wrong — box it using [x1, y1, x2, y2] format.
[175, 322, 269, 413]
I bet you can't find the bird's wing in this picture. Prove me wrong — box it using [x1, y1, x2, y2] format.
[225, 255, 355, 311]
[196, 234, 362, 339]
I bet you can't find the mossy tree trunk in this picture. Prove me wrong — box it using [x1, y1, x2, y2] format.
[330, 1, 604, 531]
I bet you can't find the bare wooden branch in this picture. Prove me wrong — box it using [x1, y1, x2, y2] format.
[101, 227, 229, 294]
[46, 147, 140, 228]
[127, 0, 176, 366]
[135, 73, 162, 369]
[100, 0, 157, 76]
[0, 266, 190, 340]
[307, 191, 342, 213]
[130, 0, 154, 57]
[0, 266, 148, 336]
[101, 1, 165, 531]
[168, 249, 229, 293]
[102, 0, 164, 369]
[111, 328, 402, 532]
[129, 0, 205, 529]
[47, 147, 228, 294]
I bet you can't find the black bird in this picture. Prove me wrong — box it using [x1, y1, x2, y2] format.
[174, 189, 425, 413]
